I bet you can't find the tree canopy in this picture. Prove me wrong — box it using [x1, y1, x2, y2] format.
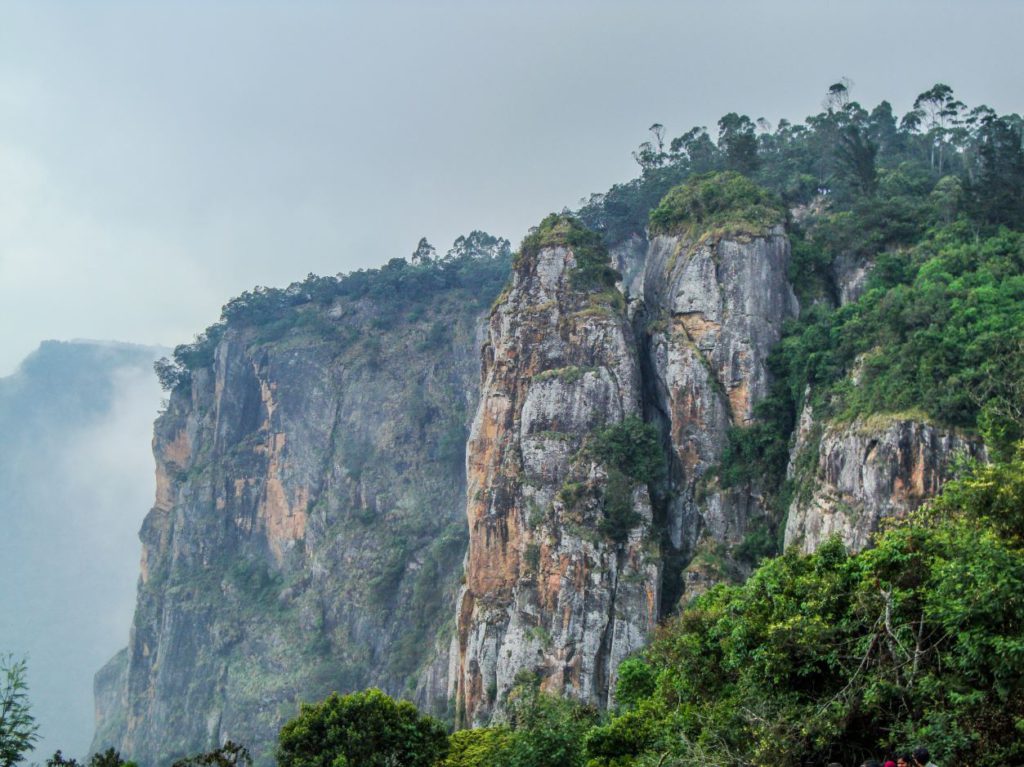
[276, 689, 448, 767]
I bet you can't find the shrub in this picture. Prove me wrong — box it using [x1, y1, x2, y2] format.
[648, 171, 785, 237]
[588, 416, 665, 485]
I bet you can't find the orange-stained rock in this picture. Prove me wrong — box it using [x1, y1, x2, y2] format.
[784, 413, 986, 553]
[454, 239, 659, 726]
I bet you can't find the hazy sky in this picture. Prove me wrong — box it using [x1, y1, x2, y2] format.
[0, 342, 164, 760]
[1, 0, 1023, 758]
[1, 0, 1022, 375]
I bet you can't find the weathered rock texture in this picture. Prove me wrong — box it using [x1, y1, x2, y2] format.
[92, 258, 506, 766]
[784, 413, 986, 554]
[94, 200, 985, 760]
[642, 227, 798, 589]
[453, 243, 659, 726]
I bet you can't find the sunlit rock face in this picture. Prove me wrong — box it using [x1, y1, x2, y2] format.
[454, 242, 659, 726]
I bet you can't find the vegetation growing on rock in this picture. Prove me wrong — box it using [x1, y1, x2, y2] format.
[648, 170, 786, 238]
[516, 213, 620, 291]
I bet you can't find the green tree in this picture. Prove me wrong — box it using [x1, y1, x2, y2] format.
[46, 751, 79, 767]
[440, 728, 511, 767]
[834, 123, 879, 197]
[0, 657, 38, 767]
[503, 675, 596, 767]
[914, 83, 964, 173]
[717, 113, 760, 174]
[87, 749, 136, 767]
[587, 451, 1024, 766]
[276, 689, 447, 767]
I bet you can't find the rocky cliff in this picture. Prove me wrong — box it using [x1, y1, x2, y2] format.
[92, 248, 509, 766]
[95, 176, 989, 761]
[642, 224, 797, 599]
[784, 410, 986, 553]
[452, 200, 807, 720]
[453, 217, 659, 725]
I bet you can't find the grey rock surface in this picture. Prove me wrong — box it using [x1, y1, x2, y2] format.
[453, 242, 659, 726]
[785, 415, 986, 553]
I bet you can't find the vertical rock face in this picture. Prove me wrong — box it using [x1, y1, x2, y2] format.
[92, 257, 508, 766]
[642, 227, 797, 577]
[454, 236, 659, 726]
[784, 415, 986, 554]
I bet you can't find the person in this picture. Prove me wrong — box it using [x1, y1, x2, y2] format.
[860, 760, 881, 767]
[896, 754, 913, 767]
[913, 747, 938, 767]
[883, 760, 896, 767]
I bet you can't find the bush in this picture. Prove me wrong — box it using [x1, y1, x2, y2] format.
[277, 689, 447, 767]
[441, 728, 511, 767]
[588, 416, 664, 485]
[648, 171, 785, 237]
[587, 451, 1024, 766]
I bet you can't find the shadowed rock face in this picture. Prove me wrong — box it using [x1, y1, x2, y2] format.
[92, 276, 499, 767]
[784, 413, 986, 554]
[453, 244, 659, 726]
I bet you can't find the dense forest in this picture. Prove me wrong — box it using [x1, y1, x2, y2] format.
[576, 83, 1024, 577]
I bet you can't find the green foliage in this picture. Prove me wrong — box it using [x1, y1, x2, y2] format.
[716, 420, 792, 492]
[588, 416, 664, 486]
[157, 235, 512, 388]
[518, 214, 620, 291]
[648, 171, 785, 237]
[533, 366, 593, 385]
[613, 657, 656, 709]
[441, 727, 511, 767]
[0, 656, 38, 767]
[276, 689, 448, 767]
[588, 451, 1024, 765]
[719, 223, 1024, 510]
[171, 742, 251, 767]
[580, 83, 1024, 260]
[227, 559, 283, 609]
[577, 165, 690, 244]
[523, 543, 541, 572]
[503, 682, 598, 767]
[87, 749, 136, 767]
[46, 751, 80, 767]
[442, 688, 595, 767]
[785, 225, 1024, 429]
[598, 467, 640, 544]
[578, 416, 665, 543]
